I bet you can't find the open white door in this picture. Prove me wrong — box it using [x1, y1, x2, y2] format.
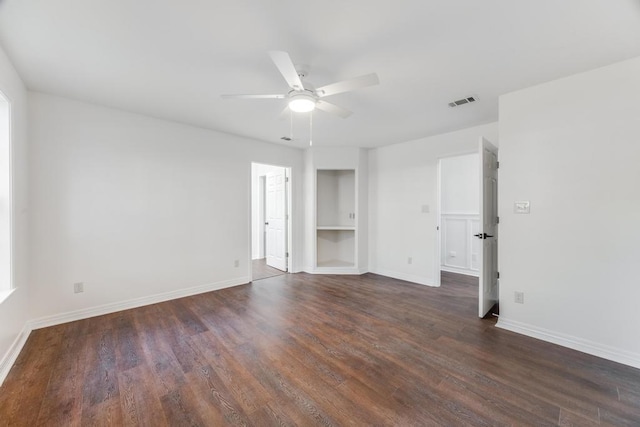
[265, 169, 287, 271]
[477, 137, 499, 318]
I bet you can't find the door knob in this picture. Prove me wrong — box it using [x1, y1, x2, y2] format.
[474, 233, 494, 239]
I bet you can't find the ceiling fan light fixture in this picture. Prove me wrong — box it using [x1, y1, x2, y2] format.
[288, 93, 316, 113]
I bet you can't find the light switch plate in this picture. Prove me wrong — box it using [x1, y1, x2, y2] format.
[514, 201, 530, 214]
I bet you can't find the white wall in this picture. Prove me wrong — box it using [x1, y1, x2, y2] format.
[251, 163, 285, 260]
[497, 56, 640, 368]
[440, 154, 479, 213]
[28, 92, 303, 321]
[368, 123, 498, 286]
[0, 45, 30, 381]
[440, 153, 480, 275]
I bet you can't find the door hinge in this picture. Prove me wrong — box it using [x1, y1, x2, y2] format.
[286, 214, 289, 220]
[496, 271, 500, 279]
[496, 161, 500, 169]
[496, 216, 500, 224]
[286, 252, 289, 258]
[285, 176, 289, 183]
[437, 226, 440, 231]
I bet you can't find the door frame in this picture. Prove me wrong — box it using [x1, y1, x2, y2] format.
[249, 162, 293, 280]
[435, 149, 480, 288]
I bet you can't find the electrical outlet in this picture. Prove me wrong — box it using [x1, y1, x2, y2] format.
[234, 260, 240, 268]
[73, 282, 84, 293]
[407, 257, 412, 264]
[514, 291, 524, 304]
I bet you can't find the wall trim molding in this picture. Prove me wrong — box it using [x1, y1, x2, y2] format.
[28, 276, 250, 331]
[306, 267, 364, 275]
[441, 266, 479, 277]
[496, 317, 640, 370]
[441, 211, 480, 216]
[370, 268, 436, 287]
[0, 324, 31, 385]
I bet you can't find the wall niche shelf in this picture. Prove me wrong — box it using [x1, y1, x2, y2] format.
[315, 169, 357, 272]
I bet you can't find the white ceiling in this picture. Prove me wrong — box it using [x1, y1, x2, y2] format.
[1, 1, 640, 148]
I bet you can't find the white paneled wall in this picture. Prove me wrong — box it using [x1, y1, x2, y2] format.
[441, 213, 479, 275]
[440, 153, 479, 277]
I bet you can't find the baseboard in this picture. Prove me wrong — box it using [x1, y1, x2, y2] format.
[303, 267, 369, 275]
[496, 317, 640, 370]
[28, 276, 250, 331]
[0, 324, 31, 385]
[306, 268, 363, 275]
[369, 268, 436, 287]
[441, 266, 479, 277]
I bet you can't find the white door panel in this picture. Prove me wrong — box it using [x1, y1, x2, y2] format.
[478, 137, 499, 318]
[266, 169, 287, 271]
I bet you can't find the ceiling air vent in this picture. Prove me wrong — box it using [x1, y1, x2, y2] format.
[448, 96, 477, 108]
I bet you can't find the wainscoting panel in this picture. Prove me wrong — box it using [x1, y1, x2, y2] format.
[441, 212, 480, 276]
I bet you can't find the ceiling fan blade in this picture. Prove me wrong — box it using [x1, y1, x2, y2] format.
[316, 73, 379, 97]
[316, 100, 352, 118]
[269, 51, 304, 90]
[221, 94, 285, 99]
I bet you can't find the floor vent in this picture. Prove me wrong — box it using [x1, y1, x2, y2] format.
[449, 96, 477, 108]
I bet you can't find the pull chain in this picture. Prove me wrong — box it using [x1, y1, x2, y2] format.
[309, 111, 313, 146]
[289, 109, 293, 140]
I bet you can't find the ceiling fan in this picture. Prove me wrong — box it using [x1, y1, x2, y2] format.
[221, 51, 379, 118]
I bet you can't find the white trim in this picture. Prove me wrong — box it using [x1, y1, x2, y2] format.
[435, 159, 442, 287]
[370, 268, 437, 287]
[440, 266, 479, 277]
[0, 288, 15, 305]
[440, 211, 480, 216]
[316, 226, 356, 231]
[28, 276, 249, 330]
[496, 317, 640, 370]
[0, 324, 30, 385]
[306, 267, 365, 275]
[0, 92, 13, 293]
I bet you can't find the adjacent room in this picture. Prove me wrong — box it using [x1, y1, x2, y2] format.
[1, 1, 640, 425]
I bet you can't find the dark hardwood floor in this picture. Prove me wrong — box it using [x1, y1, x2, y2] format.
[252, 258, 285, 281]
[1, 272, 639, 426]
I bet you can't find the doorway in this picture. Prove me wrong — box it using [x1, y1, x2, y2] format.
[251, 163, 290, 281]
[436, 137, 499, 318]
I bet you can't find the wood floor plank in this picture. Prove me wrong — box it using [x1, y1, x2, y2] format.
[35, 324, 86, 427]
[0, 327, 65, 426]
[117, 365, 168, 426]
[82, 329, 119, 408]
[159, 384, 214, 426]
[188, 331, 271, 415]
[2, 271, 639, 425]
